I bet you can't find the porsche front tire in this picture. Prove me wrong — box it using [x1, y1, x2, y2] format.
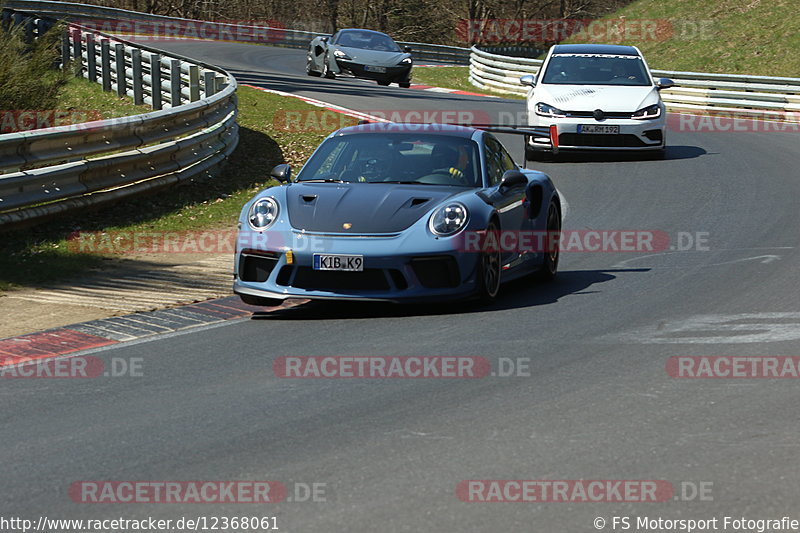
[476, 221, 501, 304]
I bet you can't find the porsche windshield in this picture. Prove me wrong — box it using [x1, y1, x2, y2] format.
[542, 54, 651, 86]
[296, 133, 481, 187]
[334, 31, 401, 52]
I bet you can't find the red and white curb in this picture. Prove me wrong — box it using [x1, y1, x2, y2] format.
[0, 296, 301, 365]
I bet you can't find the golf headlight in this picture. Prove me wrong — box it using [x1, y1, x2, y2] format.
[429, 203, 469, 236]
[400, 57, 412, 64]
[333, 49, 351, 60]
[535, 102, 567, 118]
[632, 104, 661, 120]
[248, 197, 279, 231]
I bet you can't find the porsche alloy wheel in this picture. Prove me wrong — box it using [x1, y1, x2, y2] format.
[477, 221, 501, 303]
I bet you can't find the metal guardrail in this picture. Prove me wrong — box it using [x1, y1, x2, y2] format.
[469, 46, 800, 119]
[4, 0, 471, 65]
[0, 4, 239, 228]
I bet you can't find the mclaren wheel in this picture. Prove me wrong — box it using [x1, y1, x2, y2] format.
[306, 56, 321, 77]
[323, 58, 335, 79]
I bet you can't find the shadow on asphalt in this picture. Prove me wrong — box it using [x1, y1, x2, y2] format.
[533, 145, 707, 164]
[250, 268, 650, 320]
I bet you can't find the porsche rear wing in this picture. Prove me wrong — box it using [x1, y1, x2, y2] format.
[355, 120, 550, 168]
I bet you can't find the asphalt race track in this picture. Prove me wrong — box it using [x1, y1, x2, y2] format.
[3, 42, 800, 531]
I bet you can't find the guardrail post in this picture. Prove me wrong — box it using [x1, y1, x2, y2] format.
[188, 65, 200, 102]
[131, 48, 143, 105]
[170, 59, 181, 107]
[150, 53, 162, 110]
[36, 17, 47, 39]
[203, 71, 216, 98]
[100, 39, 111, 91]
[72, 29, 82, 75]
[61, 26, 71, 67]
[115, 43, 126, 97]
[86, 33, 97, 83]
[24, 17, 34, 42]
[1, 9, 11, 31]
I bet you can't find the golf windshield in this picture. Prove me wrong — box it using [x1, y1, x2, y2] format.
[296, 133, 481, 187]
[542, 54, 651, 86]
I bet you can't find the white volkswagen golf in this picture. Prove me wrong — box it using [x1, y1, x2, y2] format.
[521, 44, 674, 159]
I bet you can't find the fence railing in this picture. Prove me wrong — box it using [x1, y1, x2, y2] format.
[0, 5, 239, 228]
[469, 46, 800, 119]
[4, 0, 471, 65]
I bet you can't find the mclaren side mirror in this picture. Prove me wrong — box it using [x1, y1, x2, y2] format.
[520, 74, 537, 87]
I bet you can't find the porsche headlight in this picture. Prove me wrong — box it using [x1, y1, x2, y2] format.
[535, 102, 567, 118]
[333, 49, 351, 60]
[632, 104, 661, 120]
[400, 57, 412, 64]
[429, 203, 469, 236]
[248, 197, 279, 231]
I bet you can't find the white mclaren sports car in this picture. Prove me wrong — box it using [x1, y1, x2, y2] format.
[520, 44, 674, 159]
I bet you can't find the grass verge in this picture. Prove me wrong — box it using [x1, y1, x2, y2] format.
[0, 80, 339, 292]
[412, 66, 525, 100]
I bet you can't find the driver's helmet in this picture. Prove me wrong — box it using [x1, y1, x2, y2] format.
[430, 143, 472, 184]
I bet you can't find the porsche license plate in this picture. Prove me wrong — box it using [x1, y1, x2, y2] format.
[579, 124, 619, 134]
[313, 254, 364, 271]
[364, 65, 387, 73]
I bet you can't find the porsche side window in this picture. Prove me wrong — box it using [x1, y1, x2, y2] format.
[315, 142, 350, 175]
[485, 136, 514, 186]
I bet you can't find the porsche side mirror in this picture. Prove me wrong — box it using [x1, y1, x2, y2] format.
[519, 74, 536, 87]
[656, 77, 675, 90]
[321, 36, 329, 43]
[499, 170, 527, 191]
[403, 46, 412, 53]
[270, 163, 292, 183]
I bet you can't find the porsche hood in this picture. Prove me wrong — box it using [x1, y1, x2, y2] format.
[285, 183, 463, 234]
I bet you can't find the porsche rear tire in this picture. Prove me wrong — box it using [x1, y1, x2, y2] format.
[535, 202, 560, 282]
[476, 221, 501, 304]
[377, 80, 391, 86]
[398, 82, 411, 88]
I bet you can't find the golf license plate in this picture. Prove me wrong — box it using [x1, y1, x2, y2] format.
[364, 65, 387, 73]
[579, 124, 619, 134]
[313, 254, 364, 271]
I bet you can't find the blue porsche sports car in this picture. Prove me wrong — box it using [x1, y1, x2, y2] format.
[233, 123, 561, 305]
